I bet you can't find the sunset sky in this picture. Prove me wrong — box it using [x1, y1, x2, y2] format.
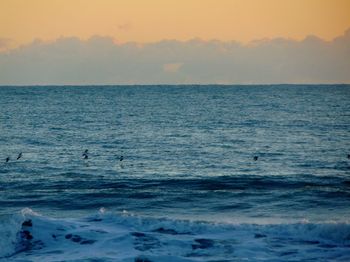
[1, 0, 350, 47]
[0, 0, 349, 84]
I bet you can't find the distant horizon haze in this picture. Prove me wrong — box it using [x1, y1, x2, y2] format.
[0, 29, 349, 85]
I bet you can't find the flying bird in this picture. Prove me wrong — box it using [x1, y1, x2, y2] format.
[82, 149, 89, 159]
[17, 152, 22, 160]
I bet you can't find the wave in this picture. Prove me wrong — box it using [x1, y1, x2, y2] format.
[3, 175, 348, 192]
[1, 208, 350, 261]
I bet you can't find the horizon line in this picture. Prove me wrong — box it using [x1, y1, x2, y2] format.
[1, 83, 349, 87]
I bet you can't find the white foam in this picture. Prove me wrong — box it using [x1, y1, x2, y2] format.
[1, 208, 350, 261]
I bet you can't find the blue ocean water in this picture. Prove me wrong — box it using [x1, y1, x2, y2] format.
[0, 85, 350, 261]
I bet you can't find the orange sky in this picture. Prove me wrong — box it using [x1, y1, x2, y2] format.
[1, 0, 350, 49]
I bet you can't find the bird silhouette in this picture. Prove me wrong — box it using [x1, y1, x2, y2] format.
[17, 152, 22, 160]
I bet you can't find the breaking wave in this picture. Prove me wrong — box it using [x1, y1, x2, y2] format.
[1, 208, 350, 261]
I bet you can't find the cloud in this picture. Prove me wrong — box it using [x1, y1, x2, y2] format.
[117, 23, 132, 31]
[0, 29, 349, 85]
[163, 62, 183, 73]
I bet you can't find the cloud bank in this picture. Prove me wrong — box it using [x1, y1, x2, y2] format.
[0, 29, 349, 85]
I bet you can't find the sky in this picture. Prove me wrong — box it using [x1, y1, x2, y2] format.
[0, 0, 350, 84]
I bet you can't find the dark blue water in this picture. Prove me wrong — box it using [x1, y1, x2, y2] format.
[1, 85, 350, 261]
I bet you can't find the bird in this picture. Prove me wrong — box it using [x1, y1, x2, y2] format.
[17, 152, 22, 160]
[5, 157, 10, 163]
[347, 154, 350, 160]
[119, 155, 124, 161]
[253, 156, 259, 161]
[82, 149, 89, 159]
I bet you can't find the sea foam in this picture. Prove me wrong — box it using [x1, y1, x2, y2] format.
[1, 208, 350, 261]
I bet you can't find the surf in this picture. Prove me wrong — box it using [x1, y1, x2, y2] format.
[1, 208, 350, 261]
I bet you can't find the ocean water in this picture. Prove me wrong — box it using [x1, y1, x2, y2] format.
[0, 85, 349, 261]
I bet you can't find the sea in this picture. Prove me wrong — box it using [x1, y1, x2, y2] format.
[0, 85, 349, 261]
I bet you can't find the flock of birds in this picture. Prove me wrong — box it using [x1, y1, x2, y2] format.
[5, 152, 22, 163]
[4, 151, 350, 163]
[4, 150, 124, 163]
[81, 149, 123, 162]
